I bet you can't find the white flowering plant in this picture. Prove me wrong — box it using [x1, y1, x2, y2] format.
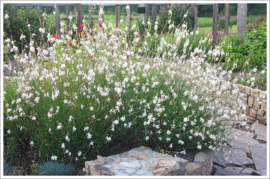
[158, 4, 197, 33]
[4, 6, 246, 170]
[3, 5, 56, 54]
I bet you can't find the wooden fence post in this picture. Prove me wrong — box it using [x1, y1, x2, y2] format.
[76, 4, 83, 24]
[54, 6, 60, 37]
[237, 3, 247, 38]
[127, 4, 131, 28]
[88, 5, 92, 25]
[224, 4, 229, 34]
[37, 5, 41, 12]
[152, 4, 157, 25]
[66, 6, 70, 25]
[116, 5, 120, 26]
[138, 4, 148, 23]
[193, 4, 198, 30]
[212, 4, 218, 45]
[25, 6, 29, 18]
[99, 5, 104, 22]
[74, 5, 77, 21]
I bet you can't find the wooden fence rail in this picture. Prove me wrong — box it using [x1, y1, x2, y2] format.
[13, 3, 247, 45]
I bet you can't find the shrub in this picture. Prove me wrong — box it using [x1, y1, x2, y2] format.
[246, 15, 266, 32]
[4, 5, 247, 170]
[158, 4, 196, 32]
[37, 161, 76, 175]
[4, 159, 15, 175]
[3, 4, 56, 54]
[208, 21, 267, 72]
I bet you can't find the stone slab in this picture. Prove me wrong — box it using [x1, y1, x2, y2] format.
[151, 152, 171, 158]
[253, 170, 267, 176]
[240, 168, 255, 174]
[90, 164, 114, 176]
[130, 152, 150, 161]
[229, 131, 258, 151]
[97, 155, 106, 164]
[214, 168, 247, 176]
[251, 121, 267, 141]
[212, 149, 253, 167]
[151, 160, 181, 175]
[194, 152, 209, 164]
[186, 162, 201, 174]
[250, 144, 266, 171]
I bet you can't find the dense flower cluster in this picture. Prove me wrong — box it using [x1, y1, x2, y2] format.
[3, 5, 248, 168]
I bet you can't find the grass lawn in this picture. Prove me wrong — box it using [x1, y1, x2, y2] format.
[50, 13, 138, 30]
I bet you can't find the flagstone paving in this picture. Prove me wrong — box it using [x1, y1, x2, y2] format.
[211, 116, 267, 176]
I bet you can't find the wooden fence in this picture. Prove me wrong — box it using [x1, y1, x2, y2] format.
[14, 3, 247, 44]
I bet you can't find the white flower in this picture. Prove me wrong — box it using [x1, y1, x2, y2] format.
[87, 133, 92, 139]
[5, 14, 9, 19]
[168, 20, 171, 24]
[184, 117, 189, 122]
[252, 68, 257, 73]
[197, 145, 202, 150]
[68, 15, 73, 20]
[145, 136, 149, 140]
[7, 130, 11, 134]
[48, 112, 52, 118]
[84, 126, 89, 131]
[89, 141, 94, 146]
[5, 38, 10, 43]
[120, 116, 125, 121]
[168, 10, 172, 15]
[51, 155, 57, 161]
[73, 126, 76, 131]
[65, 135, 70, 142]
[178, 140, 184, 145]
[106, 136, 111, 141]
[99, 8, 104, 15]
[169, 143, 173, 148]
[57, 124, 62, 130]
[20, 34, 26, 40]
[167, 130, 171, 135]
[78, 151, 82, 156]
[184, 14, 187, 18]
[30, 141, 34, 145]
[182, 24, 187, 29]
[61, 143, 65, 149]
[32, 116, 36, 120]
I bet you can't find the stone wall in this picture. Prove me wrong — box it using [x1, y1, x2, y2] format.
[85, 146, 213, 176]
[221, 81, 267, 124]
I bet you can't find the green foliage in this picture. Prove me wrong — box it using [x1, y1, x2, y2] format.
[246, 15, 266, 32]
[158, 4, 196, 32]
[208, 21, 267, 72]
[231, 71, 267, 91]
[37, 161, 76, 175]
[197, 4, 266, 17]
[3, 4, 56, 53]
[4, 159, 15, 175]
[217, 5, 237, 31]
